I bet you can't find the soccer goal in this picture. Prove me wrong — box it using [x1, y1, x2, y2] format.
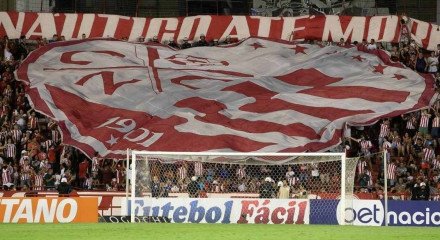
[126, 151, 359, 224]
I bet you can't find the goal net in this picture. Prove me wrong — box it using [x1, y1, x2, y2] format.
[127, 151, 359, 224]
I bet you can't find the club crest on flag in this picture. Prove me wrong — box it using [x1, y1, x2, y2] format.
[17, 38, 436, 158]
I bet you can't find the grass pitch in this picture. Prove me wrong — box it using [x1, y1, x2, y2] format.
[0, 223, 438, 240]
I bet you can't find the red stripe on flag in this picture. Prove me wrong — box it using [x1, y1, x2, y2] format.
[299, 86, 409, 103]
[378, 17, 387, 40]
[171, 75, 231, 90]
[58, 120, 98, 157]
[147, 47, 162, 92]
[175, 97, 320, 139]
[225, 81, 373, 121]
[276, 68, 341, 86]
[26, 88, 55, 118]
[281, 129, 343, 152]
[161, 68, 253, 77]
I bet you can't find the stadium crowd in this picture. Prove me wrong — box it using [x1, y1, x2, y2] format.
[1, 33, 440, 201]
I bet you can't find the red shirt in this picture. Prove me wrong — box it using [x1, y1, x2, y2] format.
[48, 147, 56, 163]
[79, 161, 89, 179]
[0, 81, 6, 93]
[38, 152, 47, 161]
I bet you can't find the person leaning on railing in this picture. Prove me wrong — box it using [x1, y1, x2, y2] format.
[57, 177, 72, 195]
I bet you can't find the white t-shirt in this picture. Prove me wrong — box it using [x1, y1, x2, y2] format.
[55, 174, 61, 185]
[16, 118, 26, 128]
[238, 183, 246, 192]
[367, 44, 377, 50]
[4, 49, 13, 61]
[344, 123, 351, 138]
[285, 171, 295, 178]
[428, 56, 438, 73]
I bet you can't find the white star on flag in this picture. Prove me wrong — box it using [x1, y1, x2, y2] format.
[106, 134, 119, 146]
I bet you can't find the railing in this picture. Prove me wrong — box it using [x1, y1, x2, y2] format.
[2, 183, 438, 201]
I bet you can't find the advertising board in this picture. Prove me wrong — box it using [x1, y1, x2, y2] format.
[310, 199, 440, 226]
[0, 198, 98, 223]
[125, 198, 309, 224]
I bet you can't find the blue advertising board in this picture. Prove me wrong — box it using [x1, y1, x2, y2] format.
[310, 199, 440, 226]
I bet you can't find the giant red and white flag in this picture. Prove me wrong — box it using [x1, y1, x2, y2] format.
[17, 38, 435, 158]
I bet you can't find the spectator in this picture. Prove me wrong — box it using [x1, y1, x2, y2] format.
[427, 51, 439, 73]
[188, 176, 199, 197]
[390, 177, 407, 198]
[311, 164, 320, 181]
[4, 42, 13, 61]
[60, 163, 67, 178]
[359, 169, 371, 189]
[416, 52, 427, 73]
[221, 35, 233, 45]
[211, 39, 219, 46]
[361, 39, 368, 46]
[390, 46, 400, 61]
[84, 173, 93, 190]
[285, 166, 296, 186]
[168, 38, 179, 49]
[278, 180, 290, 199]
[367, 39, 377, 50]
[337, 38, 346, 47]
[396, 162, 408, 179]
[137, 36, 145, 43]
[195, 34, 209, 47]
[100, 161, 113, 188]
[78, 158, 89, 189]
[294, 185, 308, 199]
[177, 162, 188, 183]
[44, 168, 55, 189]
[298, 164, 309, 187]
[378, 119, 390, 147]
[151, 175, 160, 198]
[32, 169, 44, 190]
[415, 182, 430, 200]
[419, 109, 431, 135]
[57, 177, 72, 195]
[113, 162, 124, 190]
[160, 179, 172, 197]
[236, 165, 246, 180]
[351, 135, 373, 159]
[238, 180, 247, 192]
[49, 34, 58, 43]
[151, 36, 160, 43]
[219, 164, 230, 179]
[21, 159, 31, 188]
[2, 164, 12, 190]
[259, 177, 274, 198]
[180, 37, 191, 49]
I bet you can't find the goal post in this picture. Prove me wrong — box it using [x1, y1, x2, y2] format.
[127, 151, 359, 224]
[340, 152, 346, 226]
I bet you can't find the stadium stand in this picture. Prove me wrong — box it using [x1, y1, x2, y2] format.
[0, 32, 439, 201]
